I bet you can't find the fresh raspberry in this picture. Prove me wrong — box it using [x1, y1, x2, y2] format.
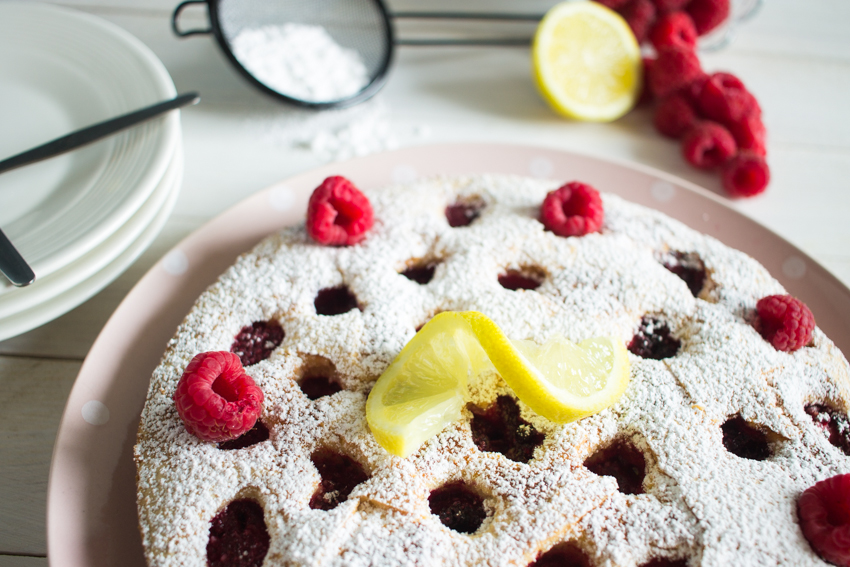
[638, 57, 656, 105]
[619, 0, 657, 44]
[685, 0, 730, 35]
[540, 182, 604, 237]
[798, 474, 850, 567]
[306, 176, 373, 246]
[654, 93, 698, 138]
[755, 294, 814, 352]
[652, 0, 691, 12]
[728, 114, 767, 156]
[173, 352, 264, 442]
[680, 73, 709, 106]
[721, 152, 770, 197]
[681, 121, 737, 169]
[648, 46, 704, 98]
[649, 11, 698, 51]
[698, 72, 761, 126]
[594, 0, 631, 9]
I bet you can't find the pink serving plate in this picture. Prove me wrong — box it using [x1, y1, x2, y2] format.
[46, 143, 850, 566]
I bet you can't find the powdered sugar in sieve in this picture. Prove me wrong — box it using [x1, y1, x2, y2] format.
[231, 23, 371, 103]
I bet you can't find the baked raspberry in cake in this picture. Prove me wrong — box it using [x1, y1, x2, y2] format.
[136, 174, 850, 566]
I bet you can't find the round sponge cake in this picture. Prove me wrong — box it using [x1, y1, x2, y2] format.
[135, 174, 850, 566]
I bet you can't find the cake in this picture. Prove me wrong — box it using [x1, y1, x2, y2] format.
[135, 173, 850, 567]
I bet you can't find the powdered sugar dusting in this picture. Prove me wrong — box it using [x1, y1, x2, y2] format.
[231, 23, 369, 103]
[136, 174, 850, 566]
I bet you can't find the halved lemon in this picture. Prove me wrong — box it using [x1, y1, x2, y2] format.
[366, 311, 630, 457]
[532, 1, 642, 122]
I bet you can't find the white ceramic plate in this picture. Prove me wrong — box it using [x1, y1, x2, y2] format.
[47, 143, 850, 567]
[0, 2, 178, 283]
[0, 141, 183, 326]
[0, 148, 182, 343]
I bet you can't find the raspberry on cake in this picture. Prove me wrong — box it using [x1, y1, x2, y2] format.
[798, 474, 850, 567]
[173, 351, 264, 442]
[755, 294, 815, 351]
[306, 175, 374, 245]
[540, 181, 604, 237]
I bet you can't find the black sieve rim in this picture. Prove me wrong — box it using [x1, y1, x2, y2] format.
[173, 0, 395, 110]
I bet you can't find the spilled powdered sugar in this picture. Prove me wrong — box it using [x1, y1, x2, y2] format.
[136, 174, 850, 566]
[231, 23, 369, 103]
[248, 97, 428, 162]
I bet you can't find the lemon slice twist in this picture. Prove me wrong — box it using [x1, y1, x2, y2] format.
[532, 1, 642, 122]
[366, 311, 630, 457]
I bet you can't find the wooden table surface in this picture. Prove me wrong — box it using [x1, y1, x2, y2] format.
[1, 0, 849, 564]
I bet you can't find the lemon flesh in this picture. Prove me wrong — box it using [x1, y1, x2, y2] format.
[366, 311, 630, 457]
[532, 1, 642, 122]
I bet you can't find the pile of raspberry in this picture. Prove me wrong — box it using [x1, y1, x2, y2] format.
[594, 0, 770, 197]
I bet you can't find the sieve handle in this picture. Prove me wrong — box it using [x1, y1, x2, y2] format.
[172, 0, 212, 37]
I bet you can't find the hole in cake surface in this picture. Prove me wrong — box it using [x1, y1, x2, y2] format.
[530, 542, 592, 567]
[721, 416, 771, 461]
[584, 438, 647, 495]
[309, 449, 369, 511]
[470, 396, 544, 463]
[498, 268, 544, 291]
[314, 286, 359, 316]
[628, 316, 681, 360]
[207, 499, 270, 567]
[300, 375, 342, 400]
[662, 251, 707, 298]
[806, 403, 850, 456]
[640, 559, 689, 567]
[218, 421, 270, 451]
[297, 355, 344, 400]
[231, 320, 285, 366]
[401, 262, 437, 285]
[446, 197, 485, 227]
[428, 480, 487, 534]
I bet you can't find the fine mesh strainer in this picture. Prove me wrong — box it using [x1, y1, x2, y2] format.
[172, 0, 394, 109]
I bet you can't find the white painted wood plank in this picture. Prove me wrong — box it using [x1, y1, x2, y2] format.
[0, 357, 80, 556]
[0, 556, 48, 567]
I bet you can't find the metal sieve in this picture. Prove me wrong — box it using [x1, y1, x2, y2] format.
[172, 0, 394, 109]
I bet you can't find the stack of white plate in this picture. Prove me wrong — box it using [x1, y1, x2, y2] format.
[0, 3, 184, 341]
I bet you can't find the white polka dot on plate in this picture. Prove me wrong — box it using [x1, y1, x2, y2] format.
[392, 164, 417, 184]
[782, 256, 807, 280]
[529, 157, 554, 178]
[651, 181, 676, 202]
[162, 250, 189, 275]
[82, 400, 110, 425]
[268, 185, 295, 212]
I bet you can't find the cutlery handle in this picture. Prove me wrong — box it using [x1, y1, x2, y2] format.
[0, 228, 35, 286]
[0, 92, 200, 175]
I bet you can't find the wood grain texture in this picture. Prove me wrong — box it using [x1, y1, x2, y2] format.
[0, 357, 80, 556]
